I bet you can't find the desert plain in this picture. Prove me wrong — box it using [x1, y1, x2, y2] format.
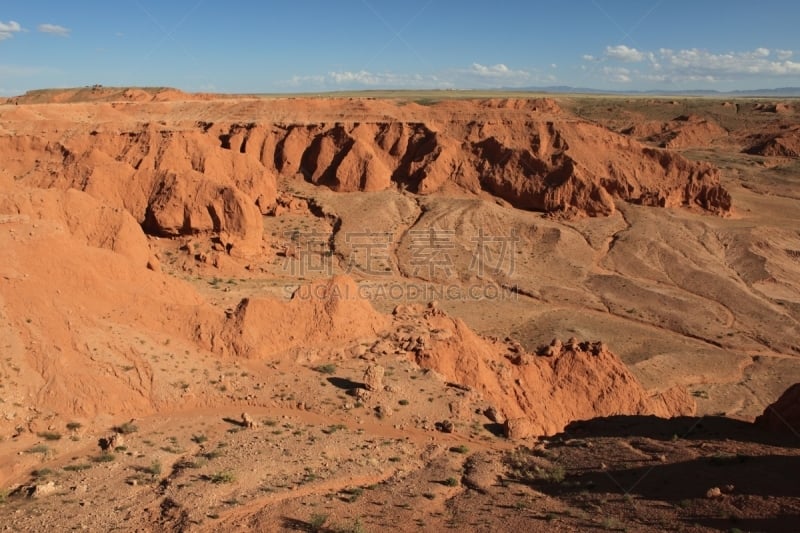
[0, 86, 799, 531]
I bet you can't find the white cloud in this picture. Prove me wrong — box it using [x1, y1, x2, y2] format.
[468, 63, 530, 79]
[328, 70, 446, 87]
[585, 45, 800, 85]
[0, 20, 23, 40]
[280, 62, 551, 90]
[661, 47, 800, 76]
[602, 66, 632, 83]
[280, 70, 452, 90]
[38, 23, 70, 37]
[605, 45, 645, 62]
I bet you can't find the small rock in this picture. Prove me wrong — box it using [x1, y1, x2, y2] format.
[29, 481, 57, 498]
[566, 337, 580, 351]
[503, 417, 534, 440]
[241, 412, 258, 429]
[483, 406, 502, 423]
[705, 487, 722, 499]
[363, 364, 385, 392]
[354, 388, 371, 402]
[435, 420, 455, 433]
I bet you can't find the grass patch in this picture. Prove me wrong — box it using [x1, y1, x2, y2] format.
[208, 470, 236, 484]
[309, 513, 328, 531]
[313, 363, 337, 375]
[144, 460, 162, 477]
[444, 477, 459, 487]
[191, 434, 208, 444]
[31, 468, 54, 478]
[342, 487, 364, 502]
[91, 453, 116, 463]
[66, 422, 82, 431]
[63, 463, 92, 472]
[37, 431, 62, 441]
[26, 444, 51, 456]
[449, 444, 469, 454]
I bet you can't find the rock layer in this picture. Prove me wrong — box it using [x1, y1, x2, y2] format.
[1, 96, 731, 228]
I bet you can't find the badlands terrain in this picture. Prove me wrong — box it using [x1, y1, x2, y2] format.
[0, 86, 799, 531]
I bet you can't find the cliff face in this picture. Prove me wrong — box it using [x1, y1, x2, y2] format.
[1, 98, 730, 247]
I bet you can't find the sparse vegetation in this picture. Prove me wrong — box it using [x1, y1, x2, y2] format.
[450, 444, 469, 454]
[26, 444, 51, 456]
[145, 460, 162, 477]
[204, 449, 224, 460]
[208, 470, 236, 484]
[322, 423, 347, 434]
[114, 421, 139, 434]
[66, 422, 82, 431]
[313, 363, 337, 374]
[445, 477, 459, 487]
[309, 513, 328, 531]
[31, 468, 54, 478]
[37, 431, 62, 441]
[342, 487, 364, 502]
[63, 463, 92, 472]
[91, 453, 116, 463]
[505, 448, 566, 483]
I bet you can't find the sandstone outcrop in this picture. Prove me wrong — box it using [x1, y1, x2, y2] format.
[756, 383, 800, 433]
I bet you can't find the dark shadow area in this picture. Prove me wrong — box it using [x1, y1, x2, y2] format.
[521, 454, 800, 500]
[281, 515, 336, 532]
[389, 124, 436, 193]
[280, 517, 313, 532]
[326, 377, 364, 391]
[557, 415, 799, 447]
[222, 417, 246, 428]
[696, 515, 800, 533]
[483, 422, 506, 437]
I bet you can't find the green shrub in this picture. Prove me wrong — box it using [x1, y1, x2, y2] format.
[208, 470, 235, 484]
[309, 513, 328, 531]
[313, 364, 337, 375]
[63, 463, 92, 472]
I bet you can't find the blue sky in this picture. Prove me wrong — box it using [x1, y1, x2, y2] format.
[2, 1, 800, 95]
